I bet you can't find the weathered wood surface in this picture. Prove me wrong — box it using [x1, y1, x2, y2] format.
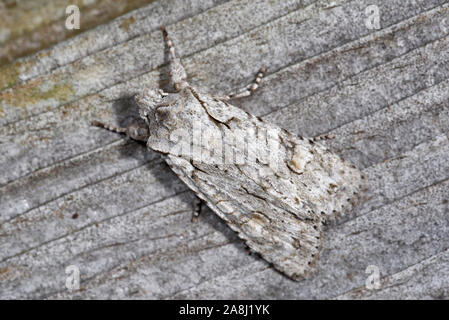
[1, 0, 448, 299]
[0, 0, 158, 66]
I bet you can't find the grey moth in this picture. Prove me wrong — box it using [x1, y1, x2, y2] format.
[93, 27, 366, 280]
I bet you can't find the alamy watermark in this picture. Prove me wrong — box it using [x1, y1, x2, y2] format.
[163, 121, 288, 173]
[365, 265, 381, 290]
[365, 5, 381, 30]
[65, 265, 80, 291]
[65, 5, 80, 30]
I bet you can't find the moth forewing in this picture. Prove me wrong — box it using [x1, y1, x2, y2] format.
[158, 88, 366, 280]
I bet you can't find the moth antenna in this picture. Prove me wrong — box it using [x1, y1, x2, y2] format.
[226, 66, 266, 99]
[191, 197, 202, 223]
[92, 120, 149, 142]
[313, 133, 335, 142]
[161, 26, 188, 92]
[92, 120, 127, 134]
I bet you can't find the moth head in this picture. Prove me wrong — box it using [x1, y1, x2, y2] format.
[135, 87, 194, 127]
[136, 88, 173, 128]
[136, 88, 166, 116]
[134, 87, 199, 155]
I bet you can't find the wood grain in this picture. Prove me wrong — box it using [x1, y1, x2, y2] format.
[0, 0, 448, 299]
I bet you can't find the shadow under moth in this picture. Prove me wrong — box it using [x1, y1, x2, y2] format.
[93, 26, 366, 280]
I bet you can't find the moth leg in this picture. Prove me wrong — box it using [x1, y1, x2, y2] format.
[244, 244, 253, 255]
[223, 67, 266, 100]
[312, 133, 335, 142]
[92, 120, 149, 142]
[161, 26, 188, 92]
[191, 196, 202, 223]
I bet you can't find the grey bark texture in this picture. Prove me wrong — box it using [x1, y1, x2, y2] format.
[0, 0, 448, 299]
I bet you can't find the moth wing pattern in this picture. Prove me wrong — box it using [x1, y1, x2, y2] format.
[280, 126, 367, 223]
[165, 155, 323, 280]
[195, 90, 367, 222]
[160, 89, 366, 280]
